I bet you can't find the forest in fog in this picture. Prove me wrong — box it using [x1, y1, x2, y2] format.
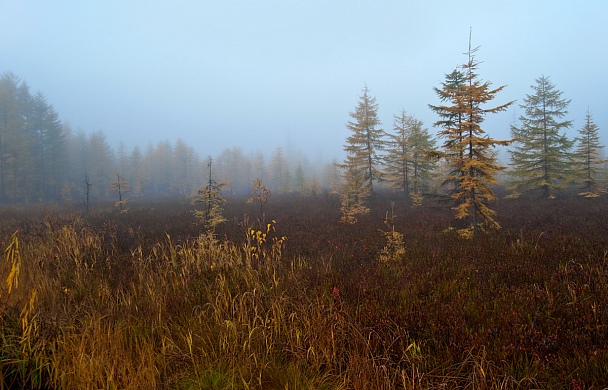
[0, 72, 338, 204]
[0, 67, 604, 207]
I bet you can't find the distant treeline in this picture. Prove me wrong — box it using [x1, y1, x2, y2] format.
[0, 72, 337, 205]
[2, 70, 603, 207]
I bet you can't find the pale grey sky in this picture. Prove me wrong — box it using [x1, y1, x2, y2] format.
[1, 1, 606, 160]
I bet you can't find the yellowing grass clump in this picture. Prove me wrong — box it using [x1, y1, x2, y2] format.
[0, 213, 348, 389]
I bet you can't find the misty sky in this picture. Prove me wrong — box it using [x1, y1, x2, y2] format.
[1, 1, 606, 161]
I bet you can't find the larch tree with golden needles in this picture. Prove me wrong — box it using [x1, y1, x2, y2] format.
[194, 157, 228, 231]
[110, 171, 130, 212]
[338, 85, 384, 223]
[431, 42, 513, 237]
[338, 159, 370, 224]
[248, 178, 271, 227]
[342, 85, 384, 192]
[429, 69, 467, 201]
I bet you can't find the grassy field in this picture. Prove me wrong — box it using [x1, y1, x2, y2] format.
[0, 193, 607, 389]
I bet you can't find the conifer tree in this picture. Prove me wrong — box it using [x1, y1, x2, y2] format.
[28, 92, 66, 201]
[338, 85, 384, 222]
[430, 42, 513, 237]
[573, 109, 604, 197]
[508, 75, 573, 198]
[110, 171, 129, 211]
[338, 159, 370, 224]
[429, 69, 468, 202]
[343, 85, 384, 194]
[194, 157, 227, 231]
[384, 110, 436, 200]
[248, 178, 271, 227]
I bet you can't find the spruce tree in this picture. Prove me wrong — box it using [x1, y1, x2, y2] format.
[508, 76, 574, 198]
[430, 43, 513, 237]
[573, 109, 604, 197]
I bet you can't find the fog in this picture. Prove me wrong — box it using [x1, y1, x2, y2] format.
[1, 1, 606, 163]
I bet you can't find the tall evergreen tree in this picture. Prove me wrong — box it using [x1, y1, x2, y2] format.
[430, 43, 513, 237]
[384, 110, 436, 200]
[573, 109, 604, 197]
[508, 75, 573, 198]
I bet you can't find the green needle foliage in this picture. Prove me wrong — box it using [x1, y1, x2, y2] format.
[573, 109, 605, 197]
[508, 75, 574, 199]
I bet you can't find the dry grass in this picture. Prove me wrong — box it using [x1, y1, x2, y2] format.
[0, 195, 607, 389]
